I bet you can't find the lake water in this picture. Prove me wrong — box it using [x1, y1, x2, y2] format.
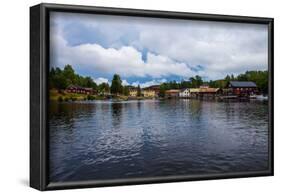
[49, 99, 269, 182]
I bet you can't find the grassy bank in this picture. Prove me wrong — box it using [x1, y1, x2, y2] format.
[49, 89, 108, 102]
[49, 89, 152, 102]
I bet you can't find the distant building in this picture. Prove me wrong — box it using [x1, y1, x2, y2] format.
[66, 85, 96, 95]
[142, 89, 156, 98]
[165, 89, 180, 98]
[227, 81, 258, 96]
[129, 87, 138, 97]
[189, 87, 221, 98]
[142, 85, 160, 97]
[179, 88, 190, 98]
[146, 85, 160, 96]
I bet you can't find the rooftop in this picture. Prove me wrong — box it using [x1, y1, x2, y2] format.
[190, 88, 220, 93]
[229, 81, 257, 88]
[165, 89, 180, 93]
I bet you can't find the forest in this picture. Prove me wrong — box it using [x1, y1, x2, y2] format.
[49, 64, 129, 95]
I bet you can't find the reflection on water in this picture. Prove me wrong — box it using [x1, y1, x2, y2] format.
[49, 99, 269, 182]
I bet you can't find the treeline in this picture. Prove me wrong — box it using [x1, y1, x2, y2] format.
[49, 64, 134, 95]
[159, 70, 268, 97]
[49, 65, 98, 90]
[50, 65, 269, 96]
[209, 70, 268, 94]
[159, 75, 203, 97]
[110, 74, 131, 95]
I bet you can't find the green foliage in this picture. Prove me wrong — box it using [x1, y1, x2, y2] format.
[238, 71, 268, 94]
[87, 95, 95, 100]
[50, 64, 268, 96]
[180, 81, 192, 89]
[49, 67, 68, 89]
[159, 84, 166, 98]
[58, 96, 63, 102]
[221, 71, 268, 93]
[63, 64, 76, 84]
[49, 64, 97, 90]
[123, 86, 130, 96]
[209, 79, 227, 88]
[158, 71, 268, 95]
[158, 75, 203, 96]
[70, 97, 77, 101]
[110, 74, 123, 94]
[98, 82, 110, 94]
[84, 76, 97, 89]
[189, 75, 203, 88]
[137, 85, 142, 97]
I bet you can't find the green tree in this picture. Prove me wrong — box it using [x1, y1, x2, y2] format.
[237, 70, 268, 94]
[123, 86, 130, 96]
[137, 85, 142, 97]
[159, 84, 166, 97]
[63, 64, 76, 85]
[49, 64, 96, 90]
[225, 75, 231, 82]
[98, 82, 110, 94]
[84, 76, 97, 89]
[110, 74, 123, 95]
[50, 67, 68, 90]
[180, 80, 191, 89]
[189, 75, 203, 88]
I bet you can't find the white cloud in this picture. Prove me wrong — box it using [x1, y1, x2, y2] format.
[93, 77, 109, 85]
[50, 13, 268, 80]
[50, 32, 194, 79]
[137, 21, 268, 79]
[122, 79, 129, 86]
[132, 79, 167, 88]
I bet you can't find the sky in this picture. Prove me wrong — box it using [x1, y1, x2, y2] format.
[50, 12, 268, 88]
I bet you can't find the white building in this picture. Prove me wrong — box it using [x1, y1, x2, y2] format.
[179, 88, 190, 98]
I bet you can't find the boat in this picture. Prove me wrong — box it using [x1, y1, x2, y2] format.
[249, 94, 257, 99]
[256, 95, 268, 100]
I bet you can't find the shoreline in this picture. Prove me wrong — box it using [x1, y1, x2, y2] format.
[49, 96, 268, 103]
[49, 89, 268, 102]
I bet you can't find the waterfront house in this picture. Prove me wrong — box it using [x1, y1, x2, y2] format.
[227, 81, 258, 96]
[199, 87, 222, 98]
[145, 85, 160, 96]
[142, 85, 160, 98]
[165, 89, 180, 98]
[142, 89, 156, 98]
[179, 88, 190, 98]
[189, 86, 221, 99]
[129, 88, 138, 97]
[66, 85, 96, 95]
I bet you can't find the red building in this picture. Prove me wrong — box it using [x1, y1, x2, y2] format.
[227, 81, 258, 96]
[165, 89, 180, 98]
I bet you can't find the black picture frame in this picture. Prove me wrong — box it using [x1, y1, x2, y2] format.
[30, 3, 274, 191]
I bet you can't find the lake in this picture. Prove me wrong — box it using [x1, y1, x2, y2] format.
[49, 99, 269, 182]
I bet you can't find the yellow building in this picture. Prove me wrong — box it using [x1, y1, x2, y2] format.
[129, 89, 138, 97]
[142, 89, 156, 98]
[189, 88, 200, 93]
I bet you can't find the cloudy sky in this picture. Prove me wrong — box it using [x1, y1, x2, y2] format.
[50, 12, 268, 87]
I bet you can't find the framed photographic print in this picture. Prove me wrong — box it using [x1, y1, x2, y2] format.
[30, 3, 274, 191]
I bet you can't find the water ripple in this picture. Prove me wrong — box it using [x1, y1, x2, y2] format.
[49, 99, 269, 182]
